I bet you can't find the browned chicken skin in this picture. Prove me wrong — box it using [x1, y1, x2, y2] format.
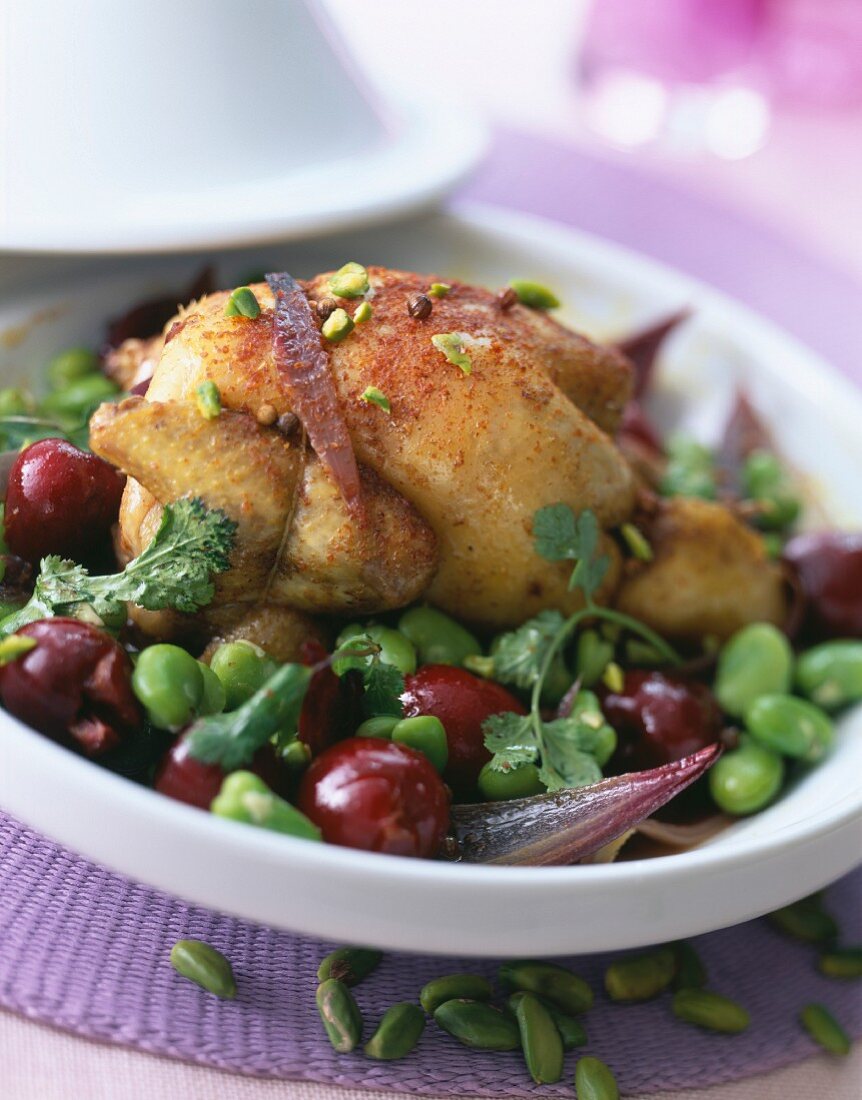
[89, 267, 786, 656]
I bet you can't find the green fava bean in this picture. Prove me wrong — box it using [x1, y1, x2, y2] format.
[365, 1002, 426, 1060]
[575, 629, 614, 688]
[392, 715, 448, 772]
[505, 992, 587, 1046]
[398, 606, 480, 668]
[499, 960, 593, 1015]
[714, 623, 793, 718]
[800, 1003, 850, 1055]
[132, 644, 204, 730]
[745, 693, 834, 762]
[708, 740, 783, 815]
[433, 999, 520, 1051]
[672, 989, 750, 1033]
[574, 1056, 619, 1100]
[316, 979, 363, 1053]
[420, 973, 492, 1015]
[210, 640, 278, 710]
[47, 347, 100, 390]
[672, 942, 707, 991]
[197, 661, 226, 715]
[512, 992, 564, 1085]
[796, 641, 862, 710]
[478, 761, 544, 801]
[604, 947, 676, 1002]
[317, 947, 382, 986]
[0, 388, 33, 416]
[768, 898, 838, 944]
[210, 771, 322, 841]
[339, 623, 417, 676]
[40, 373, 118, 421]
[819, 947, 862, 979]
[170, 939, 236, 999]
[356, 716, 400, 739]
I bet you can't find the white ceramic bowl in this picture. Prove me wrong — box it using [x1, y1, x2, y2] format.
[0, 205, 859, 956]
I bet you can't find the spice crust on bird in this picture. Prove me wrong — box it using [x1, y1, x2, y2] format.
[90, 266, 786, 656]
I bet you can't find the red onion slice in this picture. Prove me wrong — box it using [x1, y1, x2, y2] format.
[450, 744, 721, 865]
[616, 308, 690, 399]
[266, 272, 361, 512]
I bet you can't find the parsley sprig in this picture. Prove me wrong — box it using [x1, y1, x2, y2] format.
[482, 504, 680, 791]
[0, 497, 237, 637]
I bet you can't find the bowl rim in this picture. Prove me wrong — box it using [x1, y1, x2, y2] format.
[0, 202, 859, 953]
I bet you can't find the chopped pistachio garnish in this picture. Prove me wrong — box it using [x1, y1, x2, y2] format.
[328, 262, 369, 300]
[428, 282, 451, 298]
[353, 301, 373, 324]
[321, 307, 355, 343]
[360, 386, 391, 414]
[602, 661, 625, 694]
[620, 522, 654, 562]
[431, 332, 472, 375]
[508, 279, 560, 310]
[195, 381, 222, 420]
[224, 286, 261, 319]
[0, 634, 37, 667]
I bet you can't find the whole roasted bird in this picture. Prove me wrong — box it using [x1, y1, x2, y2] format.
[90, 267, 785, 659]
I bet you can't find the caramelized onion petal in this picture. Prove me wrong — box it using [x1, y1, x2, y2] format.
[266, 272, 361, 512]
[450, 744, 722, 865]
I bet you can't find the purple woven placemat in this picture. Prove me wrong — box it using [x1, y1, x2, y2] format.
[0, 811, 859, 1094]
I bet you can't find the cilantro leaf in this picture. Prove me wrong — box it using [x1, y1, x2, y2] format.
[532, 503, 580, 561]
[482, 687, 616, 792]
[330, 634, 405, 718]
[363, 660, 404, 717]
[186, 662, 312, 770]
[532, 504, 610, 602]
[0, 497, 237, 637]
[490, 610, 565, 691]
[483, 712, 538, 769]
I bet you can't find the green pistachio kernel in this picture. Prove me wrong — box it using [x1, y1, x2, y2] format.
[224, 286, 261, 319]
[431, 332, 472, 374]
[602, 661, 625, 693]
[353, 301, 373, 323]
[428, 282, 451, 298]
[509, 279, 560, 310]
[328, 262, 369, 299]
[321, 307, 355, 343]
[360, 386, 391, 413]
[195, 380, 221, 420]
[211, 770, 322, 840]
[0, 633, 37, 667]
[620, 522, 653, 561]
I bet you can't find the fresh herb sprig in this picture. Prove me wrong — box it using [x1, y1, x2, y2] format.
[0, 497, 237, 637]
[187, 639, 387, 770]
[482, 504, 680, 791]
[332, 635, 405, 718]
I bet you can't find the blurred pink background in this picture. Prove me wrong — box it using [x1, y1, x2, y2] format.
[323, 0, 862, 284]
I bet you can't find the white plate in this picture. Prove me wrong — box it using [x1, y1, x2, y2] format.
[0, 94, 486, 255]
[0, 205, 859, 956]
